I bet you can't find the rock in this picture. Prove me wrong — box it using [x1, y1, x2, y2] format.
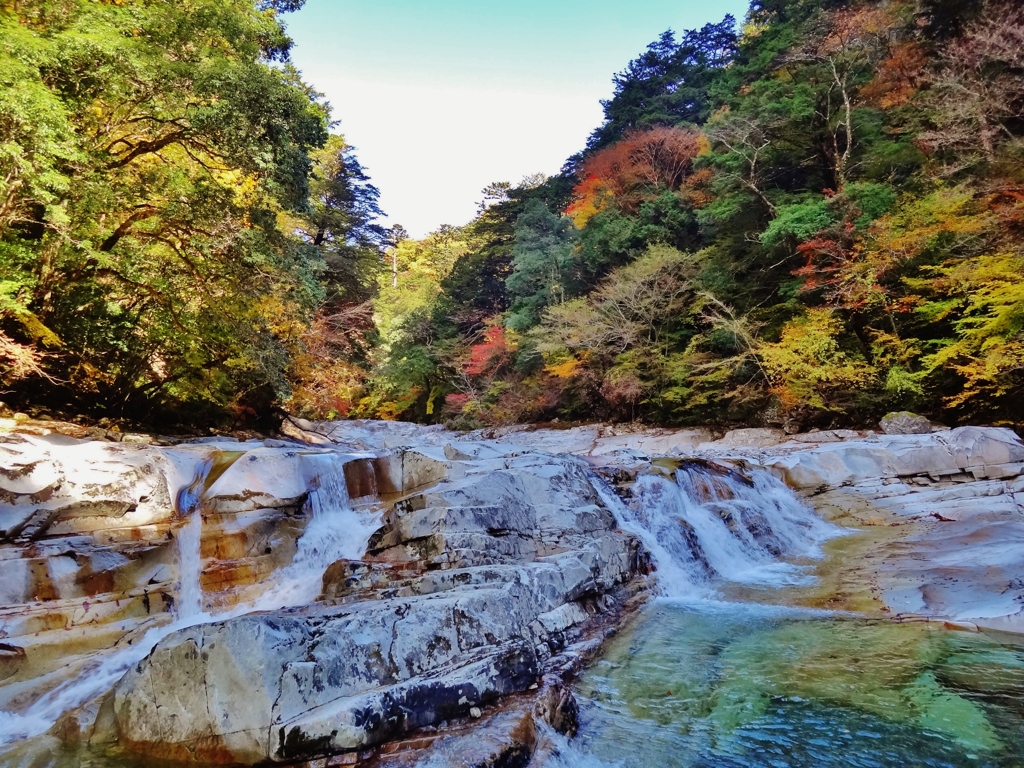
[765, 427, 1024, 632]
[0, 433, 398, 721]
[10, 416, 1024, 767]
[374, 706, 538, 768]
[0, 642, 27, 681]
[106, 447, 644, 764]
[280, 417, 335, 447]
[113, 608, 542, 763]
[880, 411, 933, 435]
[765, 427, 1024, 491]
[713, 428, 786, 448]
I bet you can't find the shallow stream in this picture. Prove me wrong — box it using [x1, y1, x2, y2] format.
[4, 450, 1024, 767]
[556, 459, 1024, 768]
[553, 601, 1024, 768]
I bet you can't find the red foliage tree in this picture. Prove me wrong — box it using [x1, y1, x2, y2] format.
[570, 126, 704, 216]
[463, 322, 512, 376]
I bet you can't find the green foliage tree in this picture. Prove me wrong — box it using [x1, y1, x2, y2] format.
[506, 201, 578, 330]
[588, 18, 739, 150]
[0, 0, 338, 425]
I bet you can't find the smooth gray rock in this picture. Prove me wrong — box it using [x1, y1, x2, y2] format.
[110, 448, 643, 764]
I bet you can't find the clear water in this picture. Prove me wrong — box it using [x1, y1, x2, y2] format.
[568, 471, 1024, 768]
[553, 601, 1024, 768]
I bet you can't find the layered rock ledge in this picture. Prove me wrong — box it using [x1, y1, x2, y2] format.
[2, 418, 1023, 767]
[755, 427, 1024, 632]
[109, 450, 645, 764]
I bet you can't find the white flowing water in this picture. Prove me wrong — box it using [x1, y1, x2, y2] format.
[592, 462, 839, 598]
[563, 469, 1023, 768]
[0, 610, 212, 748]
[592, 475, 699, 595]
[251, 458, 381, 610]
[176, 510, 203, 618]
[0, 450, 381, 749]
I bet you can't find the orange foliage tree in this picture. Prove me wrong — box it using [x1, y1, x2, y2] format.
[567, 126, 705, 225]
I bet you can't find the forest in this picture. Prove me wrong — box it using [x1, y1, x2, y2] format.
[2, 0, 1023, 432]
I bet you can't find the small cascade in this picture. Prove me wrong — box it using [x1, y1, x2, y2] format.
[176, 510, 203, 618]
[592, 474, 706, 595]
[0, 616, 204, 747]
[252, 456, 381, 610]
[593, 461, 838, 598]
[173, 454, 218, 619]
[0, 448, 381, 750]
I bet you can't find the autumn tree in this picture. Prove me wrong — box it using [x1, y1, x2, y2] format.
[0, 0, 331, 424]
[921, 1, 1024, 165]
[571, 126, 704, 218]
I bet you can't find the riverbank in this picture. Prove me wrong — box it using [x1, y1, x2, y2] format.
[1, 419, 1023, 766]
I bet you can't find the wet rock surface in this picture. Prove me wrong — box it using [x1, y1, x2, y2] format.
[749, 427, 1024, 631]
[2, 418, 1023, 767]
[109, 447, 644, 764]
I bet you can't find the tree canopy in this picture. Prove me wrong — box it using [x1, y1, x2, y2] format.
[4, 0, 1024, 432]
[338, 0, 1024, 431]
[0, 0, 385, 427]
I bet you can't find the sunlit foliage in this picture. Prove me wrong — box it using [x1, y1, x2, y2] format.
[352, 0, 1024, 430]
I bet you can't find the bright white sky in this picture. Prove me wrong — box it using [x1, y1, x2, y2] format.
[285, 0, 750, 238]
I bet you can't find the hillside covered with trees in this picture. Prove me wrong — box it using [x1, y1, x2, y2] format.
[2, 0, 1023, 432]
[0, 0, 385, 427]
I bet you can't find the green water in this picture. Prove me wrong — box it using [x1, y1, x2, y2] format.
[565, 601, 1024, 768]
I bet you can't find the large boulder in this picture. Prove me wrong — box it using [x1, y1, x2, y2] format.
[113, 597, 542, 763]
[107, 449, 644, 764]
[879, 411, 933, 435]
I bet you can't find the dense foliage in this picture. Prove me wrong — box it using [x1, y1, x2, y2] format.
[0, 0, 384, 427]
[344, 0, 1024, 431]
[4, 0, 1023, 431]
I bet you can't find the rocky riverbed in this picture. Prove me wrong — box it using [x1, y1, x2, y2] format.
[1, 417, 1023, 766]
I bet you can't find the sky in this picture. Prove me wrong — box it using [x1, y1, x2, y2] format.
[285, 0, 751, 238]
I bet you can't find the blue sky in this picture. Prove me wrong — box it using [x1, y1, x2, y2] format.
[285, 1, 750, 237]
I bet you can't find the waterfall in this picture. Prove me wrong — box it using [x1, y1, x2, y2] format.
[592, 474, 705, 595]
[251, 456, 381, 610]
[175, 510, 203, 619]
[0, 613, 208, 748]
[593, 461, 838, 598]
[0, 451, 381, 749]
[172, 453, 214, 619]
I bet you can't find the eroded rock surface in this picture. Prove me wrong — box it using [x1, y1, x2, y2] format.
[3, 417, 1024, 768]
[755, 427, 1024, 631]
[108, 447, 644, 764]
[0, 431, 370, 723]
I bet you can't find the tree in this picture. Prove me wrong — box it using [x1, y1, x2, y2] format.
[572, 127, 705, 216]
[292, 135, 386, 306]
[588, 17, 739, 150]
[534, 245, 699, 420]
[0, 0, 330, 424]
[506, 201, 578, 330]
[920, 1, 1024, 164]
[433, 175, 574, 338]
